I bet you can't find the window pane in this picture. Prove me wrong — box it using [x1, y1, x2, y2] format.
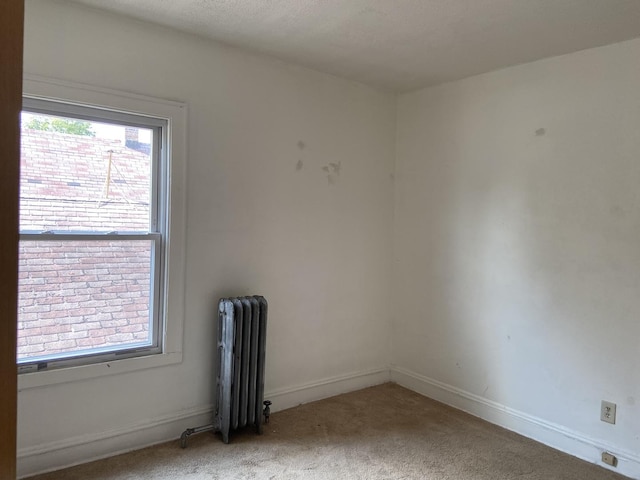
[20, 112, 153, 232]
[17, 240, 153, 361]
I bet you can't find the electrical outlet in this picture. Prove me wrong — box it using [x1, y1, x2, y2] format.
[601, 401, 616, 424]
[602, 452, 618, 467]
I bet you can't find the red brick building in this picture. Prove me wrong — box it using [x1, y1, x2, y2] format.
[18, 128, 153, 360]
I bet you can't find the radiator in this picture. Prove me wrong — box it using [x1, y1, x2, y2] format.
[180, 295, 270, 446]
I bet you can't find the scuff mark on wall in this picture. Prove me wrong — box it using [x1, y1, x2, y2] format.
[295, 141, 306, 172]
[535, 128, 546, 136]
[609, 205, 624, 217]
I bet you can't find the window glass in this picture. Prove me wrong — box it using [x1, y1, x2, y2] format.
[18, 240, 152, 360]
[20, 112, 153, 232]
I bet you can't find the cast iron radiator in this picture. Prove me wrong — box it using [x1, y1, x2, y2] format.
[180, 295, 270, 446]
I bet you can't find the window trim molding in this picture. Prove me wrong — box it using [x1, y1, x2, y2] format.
[18, 74, 187, 390]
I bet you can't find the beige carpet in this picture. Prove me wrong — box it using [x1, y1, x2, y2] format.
[28, 383, 628, 480]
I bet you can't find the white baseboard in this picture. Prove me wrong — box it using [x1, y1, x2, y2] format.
[17, 404, 214, 479]
[265, 367, 390, 413]
[390, 366, 640, 480]
[18, 367, 390, 478]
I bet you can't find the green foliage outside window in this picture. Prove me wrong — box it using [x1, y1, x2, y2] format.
[25, 116, 95, 136]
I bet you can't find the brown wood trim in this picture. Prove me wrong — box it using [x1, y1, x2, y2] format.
[0, 0, 24, 478]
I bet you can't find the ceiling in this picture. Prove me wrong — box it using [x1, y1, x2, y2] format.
[68, 0, 640, 92]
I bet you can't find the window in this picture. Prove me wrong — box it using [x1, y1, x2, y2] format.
[17, 91, 181, 375]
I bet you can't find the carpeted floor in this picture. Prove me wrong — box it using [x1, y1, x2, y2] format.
[28, 383, 628, 479]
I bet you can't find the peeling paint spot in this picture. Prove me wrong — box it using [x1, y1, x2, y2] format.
[322, 162, 341, 185]
[295, 159, 303, 172]
[297, 140, 306, 150]
[482, 386, 489, 396]
[535, 128, 546, 136]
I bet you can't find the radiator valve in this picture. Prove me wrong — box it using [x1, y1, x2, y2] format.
[263, 400, 272, 423]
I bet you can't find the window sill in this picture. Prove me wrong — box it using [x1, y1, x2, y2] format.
[18, 351, 182, 390]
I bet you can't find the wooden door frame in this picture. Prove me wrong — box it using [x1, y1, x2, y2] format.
[0, 0, 23, 478]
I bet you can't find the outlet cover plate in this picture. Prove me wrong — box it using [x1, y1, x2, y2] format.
[602, 452, 618, 467]
[601, 400, 616, 424]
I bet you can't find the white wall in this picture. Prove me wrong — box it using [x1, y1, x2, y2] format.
[393, 38, 640, 478]
[19, 0, 395, 476]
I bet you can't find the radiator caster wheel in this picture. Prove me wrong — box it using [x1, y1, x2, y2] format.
[263, 400, 272, 424]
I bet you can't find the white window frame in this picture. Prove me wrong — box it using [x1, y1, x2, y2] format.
[18, 75, 187, 389]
